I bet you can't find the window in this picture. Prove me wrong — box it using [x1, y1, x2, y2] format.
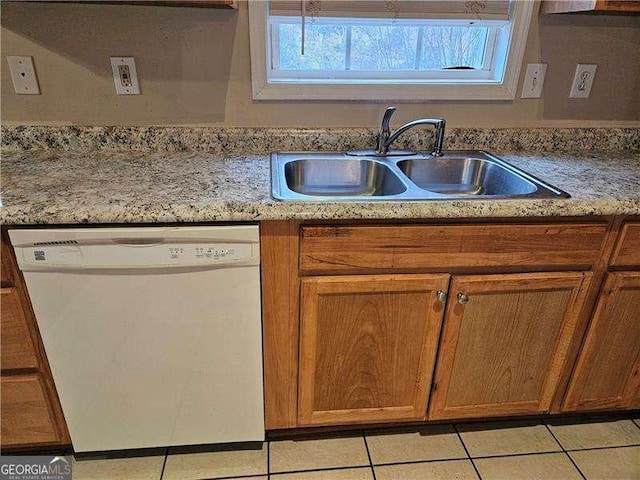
[272, 19, 497, 80]
[248, 0, 534, 100]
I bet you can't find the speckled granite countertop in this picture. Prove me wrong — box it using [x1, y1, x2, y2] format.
[1, 149, 639, 225]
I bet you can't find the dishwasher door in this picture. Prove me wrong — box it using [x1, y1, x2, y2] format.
[9, 225, 264, 452]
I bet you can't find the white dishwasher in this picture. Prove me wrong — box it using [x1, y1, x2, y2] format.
[9, 225, 264, 453]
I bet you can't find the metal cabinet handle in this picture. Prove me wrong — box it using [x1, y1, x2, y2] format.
[457, 292, 470, 304]
[436, 290, 447, 303]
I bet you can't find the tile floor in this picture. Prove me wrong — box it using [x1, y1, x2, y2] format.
[72, 414, 640, 480]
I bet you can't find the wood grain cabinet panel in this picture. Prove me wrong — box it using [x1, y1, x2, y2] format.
[610, 222, 640, 268]
[298, 274, 449, 426]
[563, 272, 640, 411]
[300, 223, 608, 275]
[1, 287, 39, 371]
[1, 243, 14, 287]
[429, 272, 591, 421]
[1, 375, 61, 447]
[261, 220, 300, 429]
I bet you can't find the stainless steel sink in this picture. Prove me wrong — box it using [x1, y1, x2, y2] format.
[397, 157, 538, 196]
[283, 158, 406, 197]
[271, 151, 569, 201]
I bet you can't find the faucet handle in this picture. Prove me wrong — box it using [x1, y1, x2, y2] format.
[377, 106, 397, 154]
[380, 106, 396, 131]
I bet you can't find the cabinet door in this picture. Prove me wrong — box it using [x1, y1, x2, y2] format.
[299, 274, 449, 426]
[1, 374, 61, 447]
[429, 272, 590, 421]
[1, 287, 39, 371]
[563, 272, 640, 411]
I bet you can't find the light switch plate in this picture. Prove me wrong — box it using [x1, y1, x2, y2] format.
[6, 56, 40, 95]
[110, 57, 140, 95]
[521, 63, 547, 99]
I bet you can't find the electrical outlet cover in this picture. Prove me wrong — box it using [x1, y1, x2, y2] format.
[110, 57, 140, 95]
[570, 64, 597, 98]
[7, 56, 40, 95]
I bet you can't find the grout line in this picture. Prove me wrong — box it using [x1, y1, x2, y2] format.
[469, 450, 565, 461]
[267, 465, 375, 477]
[630, 416, 640, 432]
[454, 424, 483, 480]
[544, 423, 587, 480]
[267, 440, 271, 477]
[362, 429, 377, 480]
[565, 443, 640, 453]
[202, 474, 270, 480]
[159, 448, 168, 480]
[543, 422, 568, 452]
[182, 443, 269, 480]
[359, 456, 492, 468]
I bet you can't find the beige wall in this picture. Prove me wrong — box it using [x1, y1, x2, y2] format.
[1, 1, 639, 127]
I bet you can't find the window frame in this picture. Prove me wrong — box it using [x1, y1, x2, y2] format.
[248, 0, 535, 101]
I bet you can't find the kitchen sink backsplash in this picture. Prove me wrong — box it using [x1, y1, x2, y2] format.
[1, 125, 639, 154]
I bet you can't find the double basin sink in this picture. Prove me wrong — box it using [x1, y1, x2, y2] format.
[271, 150, 569, 201]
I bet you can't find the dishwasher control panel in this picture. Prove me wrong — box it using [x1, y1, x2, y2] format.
[172, 245, 243, 261]
[16, 242, 257, 269]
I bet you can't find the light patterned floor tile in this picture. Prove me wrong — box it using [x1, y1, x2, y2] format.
[570, 446, 640, 480]
[475, 452, 583, 480]
[270, 436, 370, 473]
[220, 477, 266, 480]
[72, 455, 165, 480]
[457, 420, 560, 458]
[271, 467, 374, 480]
[162, 445, 267, 480]
[365, 425, 467, 465]
[375, 459, 478, 480]
[547, 418, 640, 450]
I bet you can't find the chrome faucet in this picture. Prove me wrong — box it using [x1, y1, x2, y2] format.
[375, 106, 446, 157]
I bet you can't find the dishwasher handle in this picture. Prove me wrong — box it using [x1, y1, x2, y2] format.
[111, 238, 166, 246]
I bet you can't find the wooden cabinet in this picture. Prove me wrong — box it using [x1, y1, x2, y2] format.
[562, 220, 640, 412]
[298, 274, 448, 426]
[0, 231, 69, 449]
[263, 220, 612, 429]
[429, 272, 591, 420]
[542, 1, 640, 14]
[563, 272, 640, 411]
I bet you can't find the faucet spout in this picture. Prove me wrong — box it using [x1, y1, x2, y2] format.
[373, 106, 446, 157]
[385, 118, 446, 157]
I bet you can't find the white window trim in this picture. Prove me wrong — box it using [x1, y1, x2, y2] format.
[248, 0, 534, 101]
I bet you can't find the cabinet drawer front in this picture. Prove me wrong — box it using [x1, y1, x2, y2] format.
[300, 223, 608, 275]
[1, 374, 60, 447]
[1, 287, 39, 371]
[611, 223, 640, 268]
